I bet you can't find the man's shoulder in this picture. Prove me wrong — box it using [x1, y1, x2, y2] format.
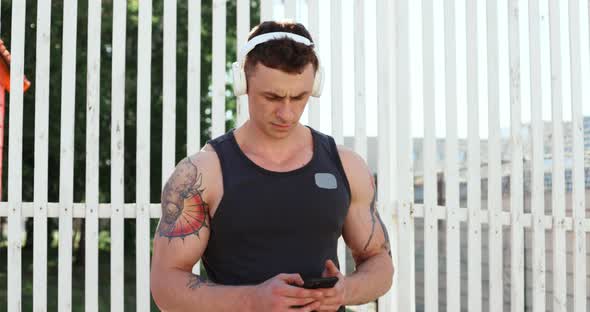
[334, 145, 372, 196]
[184, 143, 220, 168]
[310, 131, 367, 180]
[167, 147, 221, 188]
[335, 145, 365, 168]
[184, 145, 223, 186]
[166, 146, 224, 211]
[168, 145, 222, 184]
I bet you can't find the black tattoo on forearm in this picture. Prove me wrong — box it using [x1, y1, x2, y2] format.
[363, 186, 378, 251]
[187, 273, 217, 289]
[363, 175, 392, 257]
[157, 158, 209, 242]
[376, 210, 392, 257]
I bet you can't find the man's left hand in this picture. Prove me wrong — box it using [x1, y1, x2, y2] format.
[316, 259, 347, 312]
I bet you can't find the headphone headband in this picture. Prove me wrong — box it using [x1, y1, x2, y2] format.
[238, 32, 314, 65]
[232, 31, 324, 97]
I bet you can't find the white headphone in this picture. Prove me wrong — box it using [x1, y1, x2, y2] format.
[232, 32, 325, 97]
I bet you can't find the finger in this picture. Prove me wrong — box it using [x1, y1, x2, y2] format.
[290, 300, 322, 312]
[285, 297, 317, 307]
[322, 266, 329, 278]
[317, 304, 341, 312]
[325, 260, 340, 275]
[279, 284, 324, 299]
[315, 296, 340, 306]
[318, 288, 338, 297]
[278, 273, 304, 287]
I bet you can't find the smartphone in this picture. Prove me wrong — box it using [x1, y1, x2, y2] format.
[301, 276, 339, 289]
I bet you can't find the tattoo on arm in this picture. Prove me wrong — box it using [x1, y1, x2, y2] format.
[187, 273, 218, 289]
[376, 211, 392, 257]
[157, 158, 210, 241]
[363, 174, 392, 257]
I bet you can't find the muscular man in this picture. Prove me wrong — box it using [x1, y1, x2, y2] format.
[151, 21, 393, 312]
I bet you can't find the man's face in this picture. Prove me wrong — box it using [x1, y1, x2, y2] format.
[246, 62, 315, 139]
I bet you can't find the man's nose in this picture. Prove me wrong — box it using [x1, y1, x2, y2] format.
[276, 100, 295, 122]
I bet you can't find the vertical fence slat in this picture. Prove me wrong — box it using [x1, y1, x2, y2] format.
[236, 0, 250, 127]
[260, 0, 273, 22]
[334, 0, 350, 270]
[335, 0, 347, 259]
[330, 0, 343, 145]
[422, 0, 438, 310]
[353, 3, 368, 307]
[85, 0, 102, 311]
[527, 0, 547, 309]
[330, 0, 346, 275]
[548, 0, 567, 310]
[58, 0, 78, 310]
[376, 0, 394, 311]
[394, 0, 416, 310]
[136, 0, 152, 310]
[444, 0, 461, 310]
[187, 0, 202, 154]
[285, 0, 296, 20]
[212, 0, 226, 138]
[354, 0, 366, 160]
[575, 1, 590, 310]
[7, 1, 26, 311]
[112, 0, 127, 310]
[33, 0, 51, 310]
[162, 0, 177, 187]
[508, 0, 525, 310]
[307, 0, 320, 130]
[335, 235, 346, 278]
[568, 1, 589, 310]
[486, 0, 503, 310]
[465, 0, 482, 310]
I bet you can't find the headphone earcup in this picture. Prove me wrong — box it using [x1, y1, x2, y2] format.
[311, 65, 324, 97]
[232, 62, 247, 96]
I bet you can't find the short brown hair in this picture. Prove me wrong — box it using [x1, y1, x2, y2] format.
[244, 21, 319, 78]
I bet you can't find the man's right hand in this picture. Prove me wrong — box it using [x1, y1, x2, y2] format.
[250, 273, 324, 311]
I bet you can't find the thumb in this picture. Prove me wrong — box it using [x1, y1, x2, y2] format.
[324, 259, 340, 276]
[322, 266, 329, 277]
[278, 273, 304, 286]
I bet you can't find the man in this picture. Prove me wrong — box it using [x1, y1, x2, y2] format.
[151, 21, 393, 312]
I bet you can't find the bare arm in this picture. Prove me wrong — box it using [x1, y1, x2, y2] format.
[339, 147, 394, 306]
[150, 150, 324, 312]
[150, 153, 254, 311]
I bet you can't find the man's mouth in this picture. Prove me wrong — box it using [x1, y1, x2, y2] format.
[272, 123, 291, 130]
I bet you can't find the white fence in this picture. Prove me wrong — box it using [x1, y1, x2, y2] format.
[1, 0, 590, 311]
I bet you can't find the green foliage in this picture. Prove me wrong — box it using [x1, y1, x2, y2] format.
[0, 0, 260, 308]
[0, 0, 259, 205]
[98, 229, 111, 250]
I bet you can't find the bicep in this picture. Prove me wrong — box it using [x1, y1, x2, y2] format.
[152, 156, 214, 272]
[342, 188, 390, 264]
[152, 227, 210, 272]
[340, 151, 391, 265]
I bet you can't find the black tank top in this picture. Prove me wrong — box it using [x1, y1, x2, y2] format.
[204, 127, 350, 292]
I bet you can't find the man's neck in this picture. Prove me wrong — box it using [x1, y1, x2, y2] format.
[234, 121, 311, 163]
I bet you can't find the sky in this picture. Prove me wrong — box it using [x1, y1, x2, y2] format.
[269, 0, 590, 139]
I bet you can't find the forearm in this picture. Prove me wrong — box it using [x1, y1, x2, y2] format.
[344, 252, 394, 305]
[151, 268, 255, 312]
